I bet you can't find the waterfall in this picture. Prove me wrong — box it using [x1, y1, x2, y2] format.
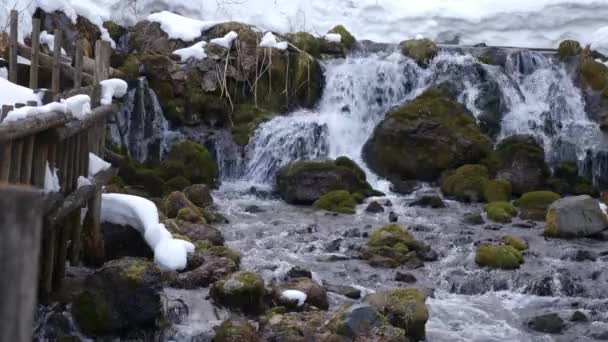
[110, 77, 171, 162]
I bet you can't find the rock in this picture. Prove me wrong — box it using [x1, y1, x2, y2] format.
[193, 240, 241, 266]
[213, 319, 260, 342]
[102, 223, 153, 262]
[244, 205, 265, 213]
[395, 272, 417, 283]
[516, 191, 561, 221]
[484, 179, 512, 202]
[527, 313, 565, 334]
[184, 184, 214, 208]
[162, 141, 218, 187]
[475, 243, 524, 269]
[165, 219, 224, 245]
[327, 25, 356, 50]
[503, 235, 528, 251]
[276, 158, 375, 205]
[171, 256, 238, 289]
[325, 284, 362, 299]
[72, 258, 163, 334]
[442, 164, 489, 203]
[545, 195, 608, 238]
[390, 180, 419, 195]
[365, 288, 429, 341]
[260, 311, 327, 341]
[366, 201, 385, 213]
[210, 272, 265, 314]
[463, 212, 485, 225]
[313, 190, 357, 214]
[274, 277, 329, 310]
[285, 266, 312, 280]
[329, 303, 384, 338]
[363, 89, 491, 182]
[485, 201, 518, 223]
[410, 192, 446, 208]
[570, 310, 588, 322]
[561, 250, 597, 262]
[324, 239, 343, 253]
[162, 191, 203, 220]
[489, 135, 550, 195]
[362, 224, 426, 268]
[389, 212, 399, 223]
[400, 39, 438, 67]
[558, 40, 582, 60]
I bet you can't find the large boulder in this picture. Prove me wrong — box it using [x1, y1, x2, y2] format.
[72, 258, 163, 334]
[400, 39, 438, 67]
[327, 303, 385, 338]
[210, 271, 266, 314]
[515, 191, 561, 221]
[276, 157, 375, 205]
[475, 243, 524, 269]
[363, 89, 491, 182]
[441, 164, 489, 202]
[102, 223, 153, 262]
[545, 195, 608, 238]
[365, 288, 429, 341]
[362, 224, 428, 268]
[162, 141, 218, 187]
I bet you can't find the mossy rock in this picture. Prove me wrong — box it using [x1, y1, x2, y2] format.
[213, 319, 260, 342]
[485, 201, 518, 223]
[515, 191, 561, 221]
[484, 179, 512, 202]
[162, 191, 200, 219]
[557, 40, 582, 60]
[475, 243, 524, 269]
[288, 32, 322, 58]
[162, 141, 218, 186]
[118, 158, 166, 197]
[363, 224, 425, 268]
[72, 290, 119, 334]
[313, 190, 357, 214]
[363, 88, 491, 182]
[478, 54, 497, 65]
[441, 164, 490, 202]
[365, 288, 428, 341]
[580, 56, 608, 93]
[548, 162, 597, 196]
[400, 39, 438, 67]
[210, 271, 265, 314]
[184, 184, 214, 208]
[195, 240, 241, 265]
[503, 235, 528, 251]
[177, 207, 205, 223]
[328, 25, 356, 50]
[165, 176, 192, 192]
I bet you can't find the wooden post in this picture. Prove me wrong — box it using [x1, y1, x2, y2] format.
[83, 189, 104, 266]
[20, 136, 35, 185]
[0, 142, 11, 182]
[31, 134, 49, 188]
[29, 19, 41, 89]
[9, 139, 23, 183]
[94, 40, 111, 83]
[8, 10, 18, 84]
[40, 221, 56, 296]
[51, 29, 62, 97]
[0, 185, 44, 342]
[74, 39, 83, 88]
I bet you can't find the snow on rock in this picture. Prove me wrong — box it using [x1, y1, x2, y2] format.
[40, 31, 68, 55]
[88, 153, 111, 177]
[148, 11, 218, 41]
[3, 102, 66, 123]
[100, 78, 128, 105]
[44, 162, 61, 193]
[100, 193, 195, 271]
[324, 33, 341, 43]
[281, 289, 307, 307]
[0, 77, 41, 107]
[18, 56, 31, 65]
[173, 41, 208, 62]
[210, 31, 238, 48]
[259, 32, 288, 50]
[77, 175, 92, 188]
[415, 34, 425, 40]
[62, 94, 91, 119]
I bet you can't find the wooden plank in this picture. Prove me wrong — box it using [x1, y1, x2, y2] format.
[0, 184, 44, 342]
[8, 10, 18, 83]
[83, 189, 104, 266]
[40, 221, 56, 297]
[29, 19, 41, 89]
[74, 39, 83, 88]
[51, 29, 62, 96]
[20, 136, 35, 185]
[51, 104, 118, 140]
[0, 111, 69, 142]
[31, 134, 49, 188]
[9, 139, 23, 183]
[0, 142, 11, 182]
[94, 40, 111, 83]
[17, 44, 94, 86]
[52, 216, 71, 291]
[58, 140, 69, 194]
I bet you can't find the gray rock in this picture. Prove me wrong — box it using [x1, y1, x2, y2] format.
[545, 195, 608, 238]
[410, 193, 446, 208]
[334, 304, 384, 338]
[527, 313, 565, 334]
[570, 311, 588, 322]
[325, 284, 362, 299]
[463, 212, 485, 225]
[395, 272, 417, 283]
[366, 201, 385, 213]
[390, 179, 419, 195]
[389, 211, 399, 223]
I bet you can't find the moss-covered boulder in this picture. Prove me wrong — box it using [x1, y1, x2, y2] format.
[184, 184, 214, 208]
[485, 135, 550, 195]
[173, 254, 238, 289]
[213, 319, 260, 342]
[194, 240, 241, 265]
[362, 224, 426, 268]
[441, 164, 489, 202]
[276, 157, 376, 205]
[557, 40, 582, 60]
[328, 25, 356, 50]
[545, 195, 608, 238]
[485, 201, 518, 223]
[312, 190, 357, 214]
[475, 244, 524, 269]
[72, 258, 163, 334]
[259, 311, 329, 342]
[400, 39, 438, 67]
[503, 235, 528, 251]
[273, 277, 329, 310]
[162, 141, 218, 186]
[327, 303, 386, 339]
[210, 271, 265, 314]
[164, 219, 224, 246]
[365, 288, 429, 341]
[484, 179, 512, 202]
[515, 191, 561, 221]
[579, 55, 608, 93]
[363, 89, 491, 182]
[287, 32, 322, 58]
[547, 162, 597, 196]
[162, 191, 203, 221]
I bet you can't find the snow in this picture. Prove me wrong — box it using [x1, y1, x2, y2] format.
[39, 31, 67, 55]
[77, 175, 92, 188]
[100, 193, 195, 271]
[260, 32, 288, 50]
[88, 153, 111, 177]
[210, 31, 238, 49]
[44, 162, 61, 192]
[2, 94, 91, 123]
[148, 11, 219, 41]
[100, 78, 128, 105]
[0, 67, 7, 79]
[590, 27, 608, 56]
[281, 289, 307, 307]
[17, 56, 31, 65]
[173, 41, 208, 62]
[324, 33, 341, 43]
[0, 77, 41, 107]
[62, 94, 91, 119]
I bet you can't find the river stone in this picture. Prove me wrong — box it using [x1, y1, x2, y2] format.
[463, 212, 485, 225]
[409, 192, 446, 208]
[213, 319, 260, 342]
[330, 303, 384, 338]
[366, 201, 385, 213]
[545, 195, 608, 238]
[102, 223, 153, 263]
[184, 184, 213, 208]
[72, 257, 163, 334]
[325, 284, 362, 299]
[165, 219, 224, 245]
[210, 271, 265, 314]
[171, 256, 238, 289]
[527, 313, 565, 334]
[365, 288, 429, 341]
[274, 277, 329, 310]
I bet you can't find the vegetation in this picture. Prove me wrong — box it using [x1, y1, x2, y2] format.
[313, 190, 357, 214]
[485, 201, 518, 223]
[475, 243, 524, 269]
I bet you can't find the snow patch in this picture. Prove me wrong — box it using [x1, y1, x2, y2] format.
[100, 78, 128, 105]
[0, 77, 41, 107]
[281, 289, 307, 307]
[40, 31, 67, 55]
[44, 162, 61, 193]
[173, 41, 208, 62]
[148, 11, 218, 41]
[324, 33, 341, 43]
[2, 94, 91, 123]
[259, 32, 287, 50]
[210, 31, 238, 48]
[88, 153, 111, 177]
[62, 94, 91, 119]
[77, 175, 92, 188]
[0, 67, 7, 79]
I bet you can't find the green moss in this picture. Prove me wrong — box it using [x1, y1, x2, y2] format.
[379, 288, 428, 341]
[515, 191, 561, 220]
[210, 271, 265, 314]
[442, 164, 490, 202]
[400, 39, 438, 67]
[103, 21, 126, 42]
[485, 201, 518, 223]
[195, 240, 241, 265]
[503, 235, 528, 251]
[72, 290, 113, 334]
[172, 234, 192, 242]
[557, 40, 582, 59]
[328, 25, 356, 49]
[364, 224, 424, 268]
[554, 162, 579, 183]
[335, 156, 367, 181]
[213, 320, 258, 341]
[165, 176, 191, 192]
[475, 243, 524, 269]
[162, 141, 218, 186]
[118, 158, 166, 197]
[544, 207, 559, 237]
[177, 207, 205, 223]
[483, 179, 512, 202]
[162, 191, 197, 218]
[313, 190, 357, 214]
[123, 260, 157, 284]
[580, 57, 608, 92]
[117, 54, 141, 79]
[478, 54, 496, 65]
[288, 32, 322, 58]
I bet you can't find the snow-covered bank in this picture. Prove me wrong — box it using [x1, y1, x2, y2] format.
[3, 0, 608, 53]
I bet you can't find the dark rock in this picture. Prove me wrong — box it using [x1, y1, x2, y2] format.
[561, 250, 597, 262]
[527, 313, 565, 334]
[484, 224, 502, 231]
[325, 239, 343, 253]
[365, 288, 428, 341]
[390, 180, 419, 194]
[244, 205, 265, 213]
[389, 212, 399, 223]
[330, 304, 384, 338]
[384, 200, 393, 207]
[514, 221, 537, 229]
[395, 272, 417, 283]
[165, 219, 224, 245]
[410, 193, 446, 208]
[343, 228, 362, 238]
[210, 271, 265, 314]
[102, 223, 153, 263]
[274, 277, 329, 310]
[419, 248, 439, 262]
[171, 256, 238, 289]
[463, 212, 484, 225]
[570, 311, 588, 322]
[213, 319, 260, 342]
[183, 184, 213, 208]
[325, 284, 362, 299]
[366, 201, 385, 213]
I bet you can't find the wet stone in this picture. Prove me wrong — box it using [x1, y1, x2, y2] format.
[561, 250, 597, 262]
[325, 284, 362, 299]
[325, 238, 343, 252]
[366, 201, 385, 213]
[286, 266, 312, 280]
[389, 212, 399, 223]
[395, 272, 417, 283]
[244, 205, 265, 213]
[463, 212, 485, 225]
[527, 313, 565, 334]
[484, 224, 502, 231]
[570, 311, 588, 322]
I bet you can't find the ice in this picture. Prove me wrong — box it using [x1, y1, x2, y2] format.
[280, 289, 307, 307]
[148, 11, 219, 41]
[0, 77, 41, 107]
[44, 162, 61, 193]
[173, 41, 208, 62]
[324, 33, 341, 43]
[210, 31, 238, 49]
[88, 153, 111, 177]
[100, 78, 128, 105]
[259, 32, 288, 50]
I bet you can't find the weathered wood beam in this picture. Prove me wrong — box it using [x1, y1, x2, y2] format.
[29, 19, 41, 89]
[51, 104, 119, 140]
[0, 111, 69, 142]
[8, 10, 18, 83]
[17, 44, 94, 85]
